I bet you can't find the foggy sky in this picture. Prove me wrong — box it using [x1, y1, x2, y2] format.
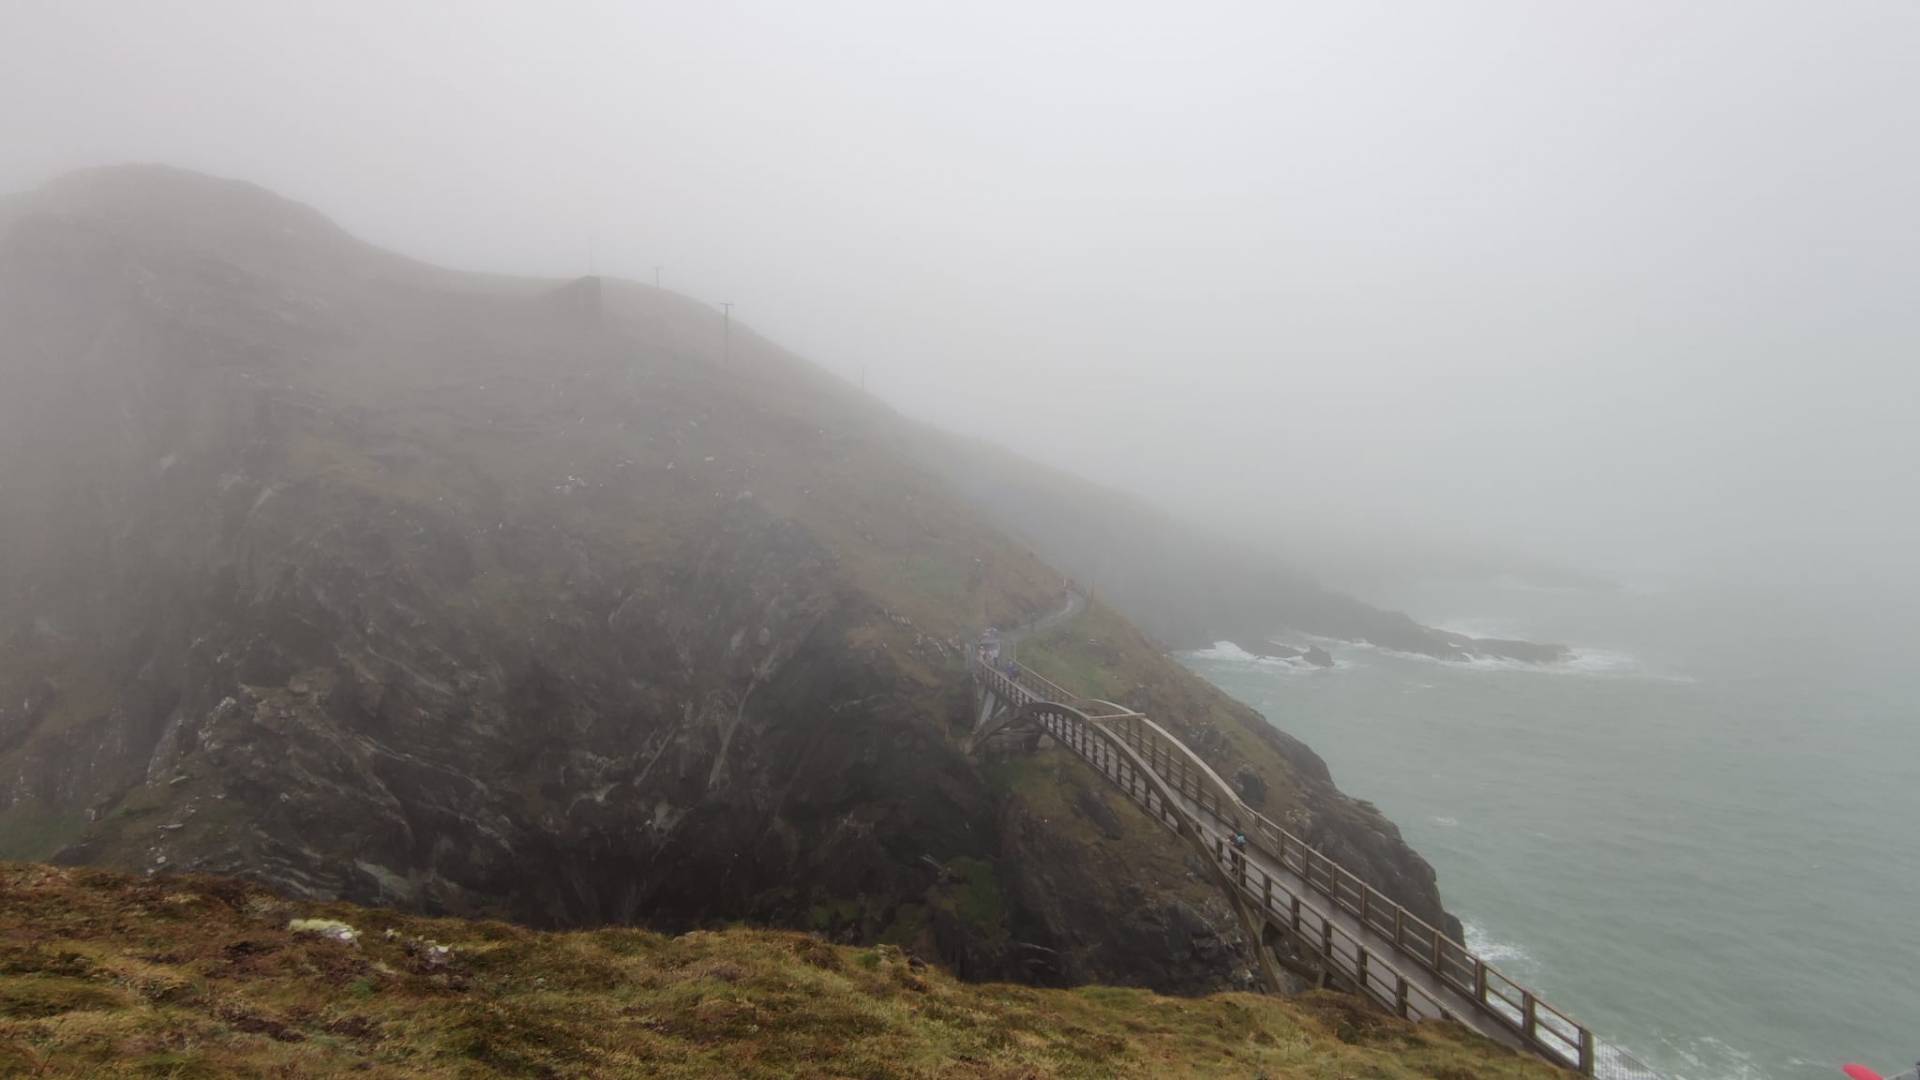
[5, 1, 1917, 590]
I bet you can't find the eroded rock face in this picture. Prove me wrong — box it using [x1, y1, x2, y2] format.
[0, 169, 1005, 951]
[0, 166, 1463, 995]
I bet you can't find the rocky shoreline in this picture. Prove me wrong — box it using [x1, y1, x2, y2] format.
[1220, 630, 1569, 667]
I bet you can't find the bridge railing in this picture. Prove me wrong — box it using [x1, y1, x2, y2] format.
[973, 652, 1660, 1078]
[976, 652, 1110, 716]
[1019, 700, 1456, 1025]
[1102, 706, 1599, 1072]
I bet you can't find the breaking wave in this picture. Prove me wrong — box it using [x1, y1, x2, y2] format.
[1183, 641, 1340, 670]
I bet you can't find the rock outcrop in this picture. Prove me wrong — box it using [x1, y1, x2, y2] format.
[912, 432, 1573, 664]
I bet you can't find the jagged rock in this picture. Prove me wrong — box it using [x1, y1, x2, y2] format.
[1233, 766, 1268, 808]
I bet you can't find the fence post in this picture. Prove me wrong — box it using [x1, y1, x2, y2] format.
[1355, 947, 1369, 996]
[1290, 893, 1302, 931]
[1357, 881, 1369, 925]
[1431, 931, 1444, 974]
[1473, 959, 1488, 1004]
[1393, 906, 1404, 951]
[1522, 991, 1538, 1044]
[1395, 974, 1410, 1018]
[1262, 874, 1273, 913]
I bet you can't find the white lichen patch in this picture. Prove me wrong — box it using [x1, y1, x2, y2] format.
[288, 918, 360, 945]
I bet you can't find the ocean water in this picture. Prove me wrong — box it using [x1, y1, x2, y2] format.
[1180, 580, 1920, 1080]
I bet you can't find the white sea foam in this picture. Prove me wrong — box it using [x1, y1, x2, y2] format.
[1666, 1033, 1767, 1080]
[1185, 640, 1259, 662]
[1430, 815, 1459, 828]
[1296, 630, 1689, 681]
[1183, 641, 1338, 671]
[1462, 922, 1535, 969]
[1187, 630, 1683, 680]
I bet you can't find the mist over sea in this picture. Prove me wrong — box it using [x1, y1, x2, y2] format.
[1182, 578, 1920, 1080]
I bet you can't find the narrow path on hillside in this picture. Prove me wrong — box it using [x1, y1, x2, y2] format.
[998, 587, 1085, 657]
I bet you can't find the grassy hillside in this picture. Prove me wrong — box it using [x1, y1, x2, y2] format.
[0, 863, 1561, 1079]
[0, 164, 1466, 995]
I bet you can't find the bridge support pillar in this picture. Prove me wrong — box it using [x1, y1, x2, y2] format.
[1260, 922, 1327, 987]
[974, 687, 1001, 734]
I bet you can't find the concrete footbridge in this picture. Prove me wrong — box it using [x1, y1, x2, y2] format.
[969, 625, 1657, 1078]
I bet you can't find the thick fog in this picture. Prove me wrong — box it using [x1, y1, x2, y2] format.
[5, 1, 1916, 591]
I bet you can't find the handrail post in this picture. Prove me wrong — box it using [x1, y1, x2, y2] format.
[1578, 1027, 1595, 1075]
[1395, 974, 1410, 1018]
[1522, 990, 1538, 1044]
[1473, 959, 1488, 1004]
[1357, 881, 1369, 926]
[1393, 906, 1403, 951]
[1290, 893, 1301, 931]
[1356, 947, 1369, 996]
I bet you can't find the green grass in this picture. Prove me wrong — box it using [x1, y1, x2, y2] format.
[0, 802, 89, 861]
[0, 862, 1565, 1079]
[944, 858, 1005, 933]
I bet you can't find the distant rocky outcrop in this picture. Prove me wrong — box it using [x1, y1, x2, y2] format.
[912, 431, 1573, 665]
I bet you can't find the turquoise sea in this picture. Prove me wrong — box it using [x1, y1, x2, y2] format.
[1181, 580, 1920, 1080]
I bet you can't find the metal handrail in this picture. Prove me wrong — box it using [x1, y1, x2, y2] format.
[972, 651, 1660, 1078]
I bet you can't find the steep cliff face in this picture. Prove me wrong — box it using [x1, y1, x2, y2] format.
[0, 165, 1461, 994]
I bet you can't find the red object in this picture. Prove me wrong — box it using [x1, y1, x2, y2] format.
[1843, 1066, 1884, 1080]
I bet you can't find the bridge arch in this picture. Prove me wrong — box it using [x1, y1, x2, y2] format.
[968, 647, 1643, 1076]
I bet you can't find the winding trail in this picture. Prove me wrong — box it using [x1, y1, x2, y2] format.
[998, 588, 1085, 655]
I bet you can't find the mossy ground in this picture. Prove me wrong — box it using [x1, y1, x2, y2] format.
[0, 862, 1562, 1079]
